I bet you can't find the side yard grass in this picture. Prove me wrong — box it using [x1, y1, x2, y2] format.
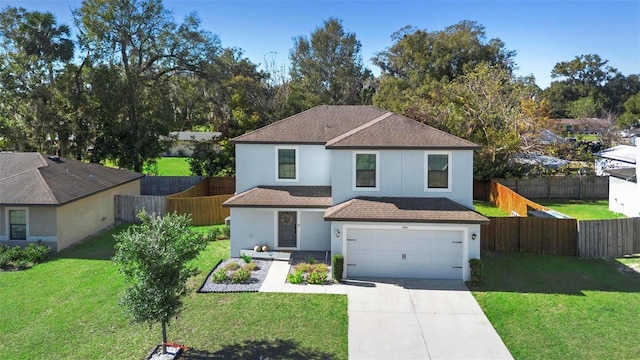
[473, 200, 510, 217]
[469, 251, 640, 359]
[535, 199, 626, 220]
[0, 225, 347, 359]
[103, 157, 192, 176]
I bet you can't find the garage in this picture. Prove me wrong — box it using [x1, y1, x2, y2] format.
[345, 227, 464, 279]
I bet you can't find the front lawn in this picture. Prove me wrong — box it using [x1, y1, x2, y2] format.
[535, 199, 626, 220]
[0, 226, 348, 359]
[469, 251, 640, 359]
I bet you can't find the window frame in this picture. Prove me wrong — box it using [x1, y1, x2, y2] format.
[275, 146, 299, 182]
[6, 207, 28, 241]
[353, 151, 379, 191]
[424, 151, 452, 192]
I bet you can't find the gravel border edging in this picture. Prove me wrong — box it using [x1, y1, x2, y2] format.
[198, 258, 272, 293]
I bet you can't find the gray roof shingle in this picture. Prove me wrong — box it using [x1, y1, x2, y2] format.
[0, 153, 143, 205]
[223, 186, 332, 208]
[324, 197, 489, 224]
[231, 105, 479, 149]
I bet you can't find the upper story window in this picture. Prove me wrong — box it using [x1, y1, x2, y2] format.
[276, 146, 298, 181]
[8, 209, 27, 240]
[425, 152, 452, 191]
[354, 151, 379, 190]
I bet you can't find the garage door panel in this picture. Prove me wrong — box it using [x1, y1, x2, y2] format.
[347, 228, 464, 280]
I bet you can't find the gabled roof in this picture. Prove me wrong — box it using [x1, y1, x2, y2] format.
[231, 105, 479, 149]
[223, 186, 332, 208]
[0, 153, 143, 205]
[596, 145, 636, 164]
[324, 197, 489, 224]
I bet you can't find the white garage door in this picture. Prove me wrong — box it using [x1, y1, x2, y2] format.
[346, 228, 463, 279]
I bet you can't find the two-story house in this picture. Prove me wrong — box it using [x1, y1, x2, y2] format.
[223, 106, 488, 281]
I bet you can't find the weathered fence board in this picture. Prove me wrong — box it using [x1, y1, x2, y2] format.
[141, 176, 204, 196]
[481, 217, 577, 256]
[578, 218, 640, 257]
[494, 176, 608, 200]
[488, 180, 547, 216]
[115, 195, 167, 223]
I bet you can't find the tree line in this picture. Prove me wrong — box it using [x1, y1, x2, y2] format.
[1, 0, 638, 178]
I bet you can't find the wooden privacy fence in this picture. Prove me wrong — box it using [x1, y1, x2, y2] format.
[167, 194, 232, 226]
[494, 176, 608, 200]
[141, 176, 204, 195]
[115, 195, 167, 223]
[488, 180, 547, 216]
[578, 218, 640, 257]
[481, 217, 578, 256]
[167, 177, 236, 198]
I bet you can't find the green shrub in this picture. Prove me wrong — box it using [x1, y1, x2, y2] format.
[306, 255, 316, 264]
[332, 255, 344, 283]
[15, 260, 28, 270]
[221, 225, 231, 239]
[205, 228, 221, 242]
[0, 253, 10, 268]
[240, 254, 252, 263]
[230, 269, 251, 283]
[211, 269, 227, 283]
[311, 263, 328, 273]
[6, 246, 22, 262]
[243, 261, 259, 271]
[22, 243, 50, 263]
[469, 258, 482, 284]
[224, 262, 240, 271]
[308, 270, 328, 285]
[287, 270, 304, 284]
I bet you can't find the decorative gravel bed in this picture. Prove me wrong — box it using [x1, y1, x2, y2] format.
[199, 258, 272, 293]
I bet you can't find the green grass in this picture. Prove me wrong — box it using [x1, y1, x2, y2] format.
[535, 199, 626, 220]
[0, 226, 347, 359]
[152, 157, 191, 176]
[474, 200, 510, 217]
[103, 157, 192, 176]
[469, 251, 640, 359]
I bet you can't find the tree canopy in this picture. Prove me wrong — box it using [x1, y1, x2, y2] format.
[288, 18, 373, 111]
[113, 211, 207, 354]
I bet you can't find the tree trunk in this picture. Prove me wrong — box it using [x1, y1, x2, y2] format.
[161, 320, 167, 354]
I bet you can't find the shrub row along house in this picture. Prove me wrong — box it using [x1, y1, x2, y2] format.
[0, 153, 142, 251]
[224, 105, 488, 281]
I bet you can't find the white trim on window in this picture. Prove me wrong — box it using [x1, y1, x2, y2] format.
[5, 207, 29, 241]
[275, 146, 299, 182]
[352, 151, 380, 191]
[424, 151, 452, 192]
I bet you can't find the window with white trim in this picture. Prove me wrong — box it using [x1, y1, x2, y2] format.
[354, 151, 379, 189]
[276, 146, 298, 181]
[9, 209, 27, 240]
[425, 152, 451, 191]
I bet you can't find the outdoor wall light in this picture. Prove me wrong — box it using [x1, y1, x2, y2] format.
[471, 233, 477, 240]
[335, 230, 341, 238]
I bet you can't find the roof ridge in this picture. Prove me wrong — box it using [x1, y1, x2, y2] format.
[324, 198, 356, 217]
[326, 112, 393, 146]
[37, 164, 59, 203]
[393, 113, 479, 147]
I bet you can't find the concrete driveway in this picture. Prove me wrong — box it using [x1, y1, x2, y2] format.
[346, 278, 513, 360]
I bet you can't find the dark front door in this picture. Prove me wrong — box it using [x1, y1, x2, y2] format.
[278, 211, 297, 248]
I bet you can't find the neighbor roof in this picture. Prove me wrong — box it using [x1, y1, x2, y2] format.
[223, 186, 332, 208]
[596, 145, 637, 164]
[0, 153, 143, 205]
[324, 197, 489, 224]
[606, 168, 637, 183]
[231, 105, 479, 149]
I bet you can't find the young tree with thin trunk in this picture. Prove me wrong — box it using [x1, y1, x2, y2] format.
[113, 211, 207, 355]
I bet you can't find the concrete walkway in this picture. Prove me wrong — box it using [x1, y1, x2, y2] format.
[260, 261, 513, 360]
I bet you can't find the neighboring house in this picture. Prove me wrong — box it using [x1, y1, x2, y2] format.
[537, 129, 568, 145]
[554, 118, 609, 135]
[223, 106, 488, 281]
[607, 143, 640, 217]
[0, 153, 143, 251]
[164, 131, 221, 157]
[595, 145, 636, 175]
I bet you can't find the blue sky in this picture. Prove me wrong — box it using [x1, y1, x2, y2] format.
[11, 0, 640, 89]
